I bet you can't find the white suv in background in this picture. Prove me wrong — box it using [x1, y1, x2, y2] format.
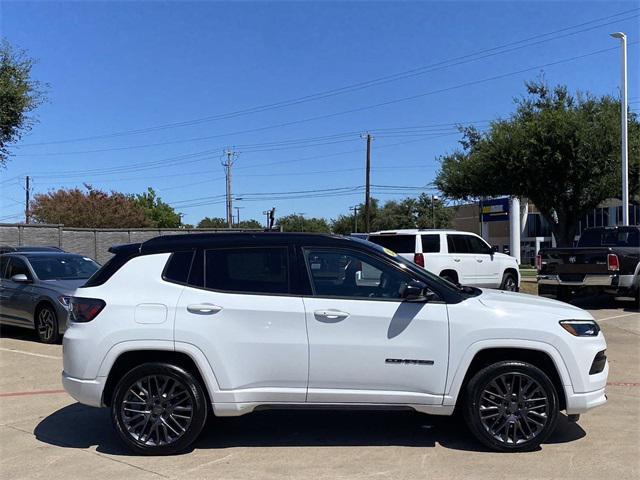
[368, 229, 520, 291]
[63, 233, 607, 455]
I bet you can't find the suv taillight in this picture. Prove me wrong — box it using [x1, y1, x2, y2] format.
[70, 297, 106, 323]
[607, 253, 619, 271]
[414, 253, 425, 267]
[535, 254, 542, 271]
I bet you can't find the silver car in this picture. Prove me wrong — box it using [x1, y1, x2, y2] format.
[0, 252, 100, 343]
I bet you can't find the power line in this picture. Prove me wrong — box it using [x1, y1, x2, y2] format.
[16, 8, 639, 147]
[14, 41, 635, 158]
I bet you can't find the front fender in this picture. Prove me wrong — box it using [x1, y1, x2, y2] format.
[443, 338, 572, 406]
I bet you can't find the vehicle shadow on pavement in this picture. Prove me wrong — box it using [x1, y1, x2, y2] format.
[568, 294, 639, 312]
[34, 403, 586, 455]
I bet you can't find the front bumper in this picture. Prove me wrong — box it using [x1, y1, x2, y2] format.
[565, 387, 607, 414]
[61, 372, 104, 407]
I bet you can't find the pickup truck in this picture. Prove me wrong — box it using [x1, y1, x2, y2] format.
[537, 226, 640, 302]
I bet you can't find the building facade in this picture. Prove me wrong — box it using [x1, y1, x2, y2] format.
[451, 198, 640, 265]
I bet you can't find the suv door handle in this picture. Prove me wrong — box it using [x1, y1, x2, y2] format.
[314, 310, 349, 322]
[476, 259, 484, 263]
[187, 303, 222, 315]
[453, 258, 461, 262]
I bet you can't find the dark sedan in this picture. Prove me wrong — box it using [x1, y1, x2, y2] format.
[0, 252, 100, 343]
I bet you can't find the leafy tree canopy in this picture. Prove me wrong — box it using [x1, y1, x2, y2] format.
[132, 187, 182, 228]
[0, 40, 47, 166]
[435, 81, 640, 246]
[197, 217, 227, 229]
[30, 186, 151, 228]
[278, 214, 331, 233]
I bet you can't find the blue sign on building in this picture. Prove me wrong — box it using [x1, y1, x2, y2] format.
[480, 197, 510, 222]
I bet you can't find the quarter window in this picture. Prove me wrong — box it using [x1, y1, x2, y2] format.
[368, 235, 416, 253]
[204, 247, 289, 294]
[163, 251, 195, 284]
[304, 249, 411, 299]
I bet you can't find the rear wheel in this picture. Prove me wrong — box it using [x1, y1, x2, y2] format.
[111, 363, 208, 455]
[500, 272, 518, 292]
[463, 361, 559, 452]
[35, 304, 59, 344]
[440, 271, 458, 285]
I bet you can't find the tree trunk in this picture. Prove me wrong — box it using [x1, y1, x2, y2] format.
[550, 210, 579, 247]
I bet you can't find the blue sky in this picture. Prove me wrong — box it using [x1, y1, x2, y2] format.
[1, 0, 638, 225]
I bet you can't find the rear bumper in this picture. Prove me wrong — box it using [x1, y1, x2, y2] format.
[61, 372, 104, 407]
[538, 274, 635, 288]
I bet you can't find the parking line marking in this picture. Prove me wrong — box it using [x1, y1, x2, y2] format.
[0, 389, 66, 398]
[607, 382, 640, 387]
[597, 312, 640, 322]
[0, 347, 61, 360]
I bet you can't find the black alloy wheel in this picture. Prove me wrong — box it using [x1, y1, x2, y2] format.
[35, 304, 59, 343]
[111, 363, 208, 455]
[464, 361, 559, 452]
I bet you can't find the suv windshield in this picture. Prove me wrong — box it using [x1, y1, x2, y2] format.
[28, 255, 100, 280]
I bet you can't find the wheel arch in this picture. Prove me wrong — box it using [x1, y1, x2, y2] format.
[439, 269, 459, 283]
[101, 347, 218, 408]
[446, 342, 570, 411]
[502, 267, 520, 289]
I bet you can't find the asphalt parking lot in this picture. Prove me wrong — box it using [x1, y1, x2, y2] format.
[0, 296, 638, 480]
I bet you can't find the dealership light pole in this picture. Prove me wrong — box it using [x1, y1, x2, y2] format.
[610, 32, 629, 226]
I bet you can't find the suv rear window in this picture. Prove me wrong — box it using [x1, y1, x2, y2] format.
[204, 247, 289, 294]
[421, 235, 440, 253]
[368, 235, 416, 253]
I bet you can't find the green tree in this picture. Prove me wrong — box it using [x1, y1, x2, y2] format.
[30, 186, 151, 228]
[331, 196, 452, 234]
[0, 40, 47, 166]
[197, 217, 227, 229]
[236, 219, 263, 229]
[278, 214, 331, 233]
[132, 187, 182, 228]
[435, 81, 640, 246]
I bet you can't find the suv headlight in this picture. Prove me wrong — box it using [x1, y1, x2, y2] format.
[559, 320, 600, 337]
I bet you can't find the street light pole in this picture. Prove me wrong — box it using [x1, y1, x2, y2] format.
[431, 195, 439, 229]
[610, 32, 629, 226]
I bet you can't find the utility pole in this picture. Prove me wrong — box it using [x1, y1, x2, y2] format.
[362, 133, 372, 233]
[610, 32, 629, 226]
[263, 210, 270, 229]
[349, 205, 359, 233]
[222, 149, 237, 228]
[431, 194, 439, 229]
[234, 206, 243, 226]
[24, 176, 30, 224]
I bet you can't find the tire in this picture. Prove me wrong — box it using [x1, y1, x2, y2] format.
[111, 363, 208, 455]
[35, 304, 59, 344]
[557, 286, 572, 302]
[500, 272, 518, 292]
[440, 272, 457, 285]
[463, 361, 559, 452]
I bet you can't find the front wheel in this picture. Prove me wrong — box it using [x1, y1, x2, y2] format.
[35, 304, 59, 343]
[111, 363, 208, 455]
[463, 361, 559, 452]
[500, 272, 518, 292]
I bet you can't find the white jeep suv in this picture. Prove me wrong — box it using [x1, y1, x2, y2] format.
[63, 233, 607, 455]
[368, 229, 520, 291]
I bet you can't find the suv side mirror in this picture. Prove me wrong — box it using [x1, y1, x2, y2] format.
[400, 280, 428, 302]
[11, 273, 31, 283]
[491, 245, 499, 253]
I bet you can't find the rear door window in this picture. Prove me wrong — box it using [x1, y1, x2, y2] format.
[421, 235, 440, 253]
[163, 251, 195, 284]
[204, 247, 289, 294]
[368, 235, 416, 253]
